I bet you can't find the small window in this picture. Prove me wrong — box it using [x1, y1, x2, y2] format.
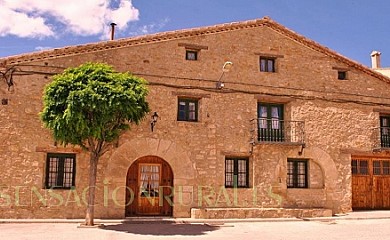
[373, 160, 390, 175]
[45, 153, 76, 189]
[338, 71, 347, 80]
[139, 164, 160, 197]
[384, 161, 390, 175]
[260, 57, 275, 72]
[351, 159, 368, 175]
[186, 50, 198, 61]
[225, 157, 249, 188]
[287, 159, 308, 188]
[373, 161, 381, 175]
[177, 98, 198, 121]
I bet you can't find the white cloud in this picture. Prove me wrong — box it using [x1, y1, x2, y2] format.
[0, 0, 139, 38]
[35, 46, 53, 51]
[0, 6, 54, 38]
[128, 18, 170, 37]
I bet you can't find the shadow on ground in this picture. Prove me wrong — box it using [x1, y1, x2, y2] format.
[102, 223, 221, 236]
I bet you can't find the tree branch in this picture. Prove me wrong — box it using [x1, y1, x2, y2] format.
[88, 137, 96, 153]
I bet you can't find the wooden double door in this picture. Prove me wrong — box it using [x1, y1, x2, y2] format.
[125, 156, 173, 216]
[352, 157, 390, 209]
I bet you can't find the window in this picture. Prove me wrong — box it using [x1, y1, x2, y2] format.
[352, 159, 390, 176]
[45, 153, 76, 189]
[177, 98, 198, 121]
[225, 157, 249, 188]
[373, 160, 390, 175]
[380, 116, 390, 148]
[186, 50, 198, 61]
[257, 103, 284, 142]
[338, 71, 347, 80]
[260, 57, 275, 72]
[287, 159, 308, 188]
[139, 164, 160, 197]
[351, 159, 368, 175]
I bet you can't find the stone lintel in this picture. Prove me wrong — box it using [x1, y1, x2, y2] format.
[373, 108, 390, 115]
[332, 66, 351, 71]
[254, 94, 293, 103]
[178, 43, 209, 50]
[254, 52, 284, 58]
[35, 146, 82, 153]
[172, 91, 211, 98]
[220, 151, 251, 158]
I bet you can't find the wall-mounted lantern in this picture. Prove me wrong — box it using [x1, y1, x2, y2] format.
[150, 112, 159, 132]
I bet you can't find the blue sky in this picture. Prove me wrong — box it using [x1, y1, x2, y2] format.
[0, 0, 389, 67]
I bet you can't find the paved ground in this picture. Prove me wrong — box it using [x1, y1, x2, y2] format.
[1, 219, 390, 240]
[1, 211, 390, 240]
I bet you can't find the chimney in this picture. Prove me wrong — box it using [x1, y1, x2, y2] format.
[110, 23, 117, 40]
[371, 51, 381, 69]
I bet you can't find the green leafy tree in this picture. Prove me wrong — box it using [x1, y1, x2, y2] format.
[40, 62, 149, 226]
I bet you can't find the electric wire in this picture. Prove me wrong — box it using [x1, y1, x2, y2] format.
[2, 64, 390, 108]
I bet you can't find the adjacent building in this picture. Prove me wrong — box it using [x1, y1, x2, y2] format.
[372, 51, 390, 77]
[1, 17, 390, 219]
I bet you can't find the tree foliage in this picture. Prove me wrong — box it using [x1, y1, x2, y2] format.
[41, 62, 149, 152]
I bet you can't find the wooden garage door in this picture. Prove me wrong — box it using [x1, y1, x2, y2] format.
[352, 157, 390, 209]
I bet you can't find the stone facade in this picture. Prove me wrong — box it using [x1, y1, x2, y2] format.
[1, 17, 390, 219]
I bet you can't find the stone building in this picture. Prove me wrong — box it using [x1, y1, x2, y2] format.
[1, 17, 390, 219]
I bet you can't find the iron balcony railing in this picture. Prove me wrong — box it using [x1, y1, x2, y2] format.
[372, 126, 390, 149]
[250, 118, 305, 145]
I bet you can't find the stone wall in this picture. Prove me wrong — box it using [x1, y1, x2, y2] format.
[1, 21, 390, 218]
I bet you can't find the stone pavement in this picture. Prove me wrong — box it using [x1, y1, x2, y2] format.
[307, 210, 390, 221]
[1, 210, 390, 224]
[1, 212, 390, 240]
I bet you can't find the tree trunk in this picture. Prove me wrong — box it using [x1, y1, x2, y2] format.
[85, 152, 99, 226]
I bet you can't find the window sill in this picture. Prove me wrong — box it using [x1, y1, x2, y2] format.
[177, 120, 201, 125]
[177, 120, 199, 122]
[44, 187, 76, 190]
[287, 188, 324, 191]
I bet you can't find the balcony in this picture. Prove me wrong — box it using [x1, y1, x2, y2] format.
[372, 127, 390, 150]
[250, 118, 305, 145]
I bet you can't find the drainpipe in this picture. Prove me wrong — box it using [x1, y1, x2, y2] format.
[110, 23, 117, 40]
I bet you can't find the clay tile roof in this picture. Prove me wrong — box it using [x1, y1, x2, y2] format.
[1, 16, 389, 84]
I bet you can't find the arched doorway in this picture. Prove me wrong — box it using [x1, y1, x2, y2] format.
[125, 156, 173, 216]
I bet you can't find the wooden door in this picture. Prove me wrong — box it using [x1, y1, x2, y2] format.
[125, 156, 173, 216]
[351, 158, 371, 209]
[138, 163, 161, 215]
[372, 160, 390, 209]
[352, 157, 390, 209]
